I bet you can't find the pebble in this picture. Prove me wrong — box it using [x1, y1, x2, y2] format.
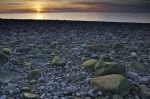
[8, 90, 14, 96]
[87, 89, 96, 97]
[40, 93, 46, 99]
[131, 52, 137, 58]
[13, 88, 20, 94]
[39, 77, 45, 83]
[53, 96, 59, 99]
[30, 80, 37, 84]
[65, 86, 78, 93]
[97, 91, 103, 96]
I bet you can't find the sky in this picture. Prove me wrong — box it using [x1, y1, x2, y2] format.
[0, 0, 150, 13]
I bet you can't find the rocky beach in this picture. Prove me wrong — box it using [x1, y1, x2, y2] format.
[0, 19, 150, 99]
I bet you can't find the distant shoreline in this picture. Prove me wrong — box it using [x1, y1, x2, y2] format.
[0, 18, 150, 24]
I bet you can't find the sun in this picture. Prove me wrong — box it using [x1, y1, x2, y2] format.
[34, 3, 43, 13]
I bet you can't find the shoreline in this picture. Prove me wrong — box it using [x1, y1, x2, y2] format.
[0, 18, 150, 24]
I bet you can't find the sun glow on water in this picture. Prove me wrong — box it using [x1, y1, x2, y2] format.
[35, 12, 43, 19]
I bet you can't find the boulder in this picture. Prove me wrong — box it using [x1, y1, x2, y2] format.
[83, 59, 97, 69]
[129, 61, 147, 72]
[27, 70, 41, 80]
[90, 74, 131, 95]
[0, 47, 11, 64]
[140, 86, 150, 99]
[94, 61, 125, 76]
[52, 56, 65, 66]
[113, 95, 123, 99]
[0, 52, 9, 64]
[23, 92, 40, 99]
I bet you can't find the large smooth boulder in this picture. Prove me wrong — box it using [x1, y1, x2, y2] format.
[90, 74, 131, 95]
[94, 61, 125, 76]
[83, 59, 97, 69]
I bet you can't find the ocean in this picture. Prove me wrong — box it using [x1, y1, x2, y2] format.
[0, 12, 150, 23]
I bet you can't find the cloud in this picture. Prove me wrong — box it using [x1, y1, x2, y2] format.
[0, 0, 150, 13]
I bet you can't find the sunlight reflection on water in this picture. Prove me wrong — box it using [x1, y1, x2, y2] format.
[0, 12, 150, 23]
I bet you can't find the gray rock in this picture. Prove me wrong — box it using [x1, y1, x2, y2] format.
[97, 91, 103, 96]
[0, 95, 7, 99]
[65, 86, 78, 94]
[131, 52, 137, 58]
[127, 71, 139, 81]
[30, 80, 37, 84]
[53, 96, 59, 99]
[8, 90, 14, 96]
[4, 83, 18, 91]
[0, 72, 21, 82]
[139, 76, 150, 85]
[40, 94, 46, 99]
[14, 88, 20, 94]
[87, 89, 96, 97]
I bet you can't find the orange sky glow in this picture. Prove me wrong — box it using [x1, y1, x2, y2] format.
[0, 0, 149, 13]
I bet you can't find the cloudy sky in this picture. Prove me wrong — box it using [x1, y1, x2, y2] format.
[0, 0, 150, 13]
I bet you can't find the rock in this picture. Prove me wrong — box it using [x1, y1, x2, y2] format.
[8, 90, 14, 96]
[129, 61, 147, 72]
[113, 95, 123, 99]
[17, 46, 31, 53]
[23, 92, 40, 99]
[23, 62, 32, 67]
[21, 87, 31, 92]
[52, 56, 65, 66]
[94, 60, 105, 70]
[87, 89, 97, 97]
[90, 74, 131, 95]
[91, 54, 98, 59]
[83, 59, 97, 69]
[4, 83, 18, 91]
[0, 47, 11, 63]
[0, 72, 21, 82]
[0, 52, 9, 64]
[127, 71, 139, 81]
[87, 44, 106, 52]
[113, 43, 124, 52]
[28, 44, 36, 48]
[130, 52, 137, 58]
[1, 48, 11, 55]
[100, 55, 113, 62]
[30, 80, 37, 84]
[140, 86, 150, 99]
[14, 88, 20, 94]
[139, 76, 150, 85]
[0, 95, 7, 99]
[51, 41, 58, 47]
[94, 61, 125, 76]
[27, 70, 41, 80]
[65, 86, 78, 94]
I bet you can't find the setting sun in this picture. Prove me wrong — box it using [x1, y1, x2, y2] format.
[34, 3, 43, 13]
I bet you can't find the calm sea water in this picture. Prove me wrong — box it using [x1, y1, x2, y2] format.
[0, 12, 150, 23]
